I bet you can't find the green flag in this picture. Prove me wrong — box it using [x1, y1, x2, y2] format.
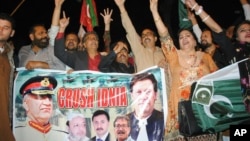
[191, 59, 250, 133]
[178, 0, 192, 29]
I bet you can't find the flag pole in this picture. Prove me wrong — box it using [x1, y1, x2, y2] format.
[10, 0, 26, 16]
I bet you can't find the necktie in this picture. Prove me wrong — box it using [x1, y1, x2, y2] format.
[137, 119, 149, 141]
[97, 138, 103, 141]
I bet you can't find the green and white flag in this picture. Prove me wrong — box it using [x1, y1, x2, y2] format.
[178, 0, 192, 29]
[191, 59, 250, 133]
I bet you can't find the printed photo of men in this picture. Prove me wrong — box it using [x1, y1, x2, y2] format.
[127, 72, 164, 141]
[15, 76, 67, 141]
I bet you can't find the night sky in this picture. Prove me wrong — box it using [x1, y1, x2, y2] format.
[0, 0, 244, 52]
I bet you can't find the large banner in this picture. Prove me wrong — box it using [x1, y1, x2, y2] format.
[13, 66, 167, 141]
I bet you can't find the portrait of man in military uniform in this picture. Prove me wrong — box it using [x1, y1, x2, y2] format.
[14, 75, 67, 141]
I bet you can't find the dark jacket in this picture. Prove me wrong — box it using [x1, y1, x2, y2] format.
[212, 30, 236, 69]
[55, 37, 104, 71]
[98, 51, 135, 73]
[212, 31, 235, 65]
[126, 109, 164, 141]
[232, 42, 250, 112]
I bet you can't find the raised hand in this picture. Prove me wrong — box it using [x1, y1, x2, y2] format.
[185, 0, 197, 9]
[114, 0, 125, 8]
[187, 8, 195, 20]
[100, 8, 113, 25]
[150, 0, 158, 12]
[59, 11, 70, 30]
[113, 42, 126, 54]
[55, 0, 65, 7]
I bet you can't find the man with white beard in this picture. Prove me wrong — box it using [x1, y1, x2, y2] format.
[65, 112, 90, 141]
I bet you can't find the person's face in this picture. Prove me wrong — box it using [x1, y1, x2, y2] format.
[179, 30, 197, 51]
[114, 119, 130, 141]
[201, 30, 213, 47]
[115, 41, 129, 64]
[92, 114, 109, 137]
[141, 29, 157, 47]
[30, 26, 49, 48]
[236, 23, 250, 43]
[226, 25, 235, 39]
[65, 33, 79, 51]
[23, 94, 53, 124]
[83, 34, 99, 51]
[0, 19, 15, 43]
[68, 116, 87, 140]
[78, 38, 85, 51]
[131, 79, 156, 118]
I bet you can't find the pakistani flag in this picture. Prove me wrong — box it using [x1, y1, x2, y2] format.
[191, 59, 250, 133]
[178, 0, 192, 29]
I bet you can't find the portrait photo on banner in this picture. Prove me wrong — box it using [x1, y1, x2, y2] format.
[13, 66, 167, 141]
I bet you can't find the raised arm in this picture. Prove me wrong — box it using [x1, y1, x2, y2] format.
[187, 8, 202, 43]
[49, 0, 65, 46]
[186, 0, 222, 33]
[58, 11, 69, 33]
[100, 8, 113, 53]
[150, 0, 177, 66]
[54, 12, 76, 68]
[98, 42, 126, 72]
[186, 0, 235, 63]
[114, 0, 126, 14]
[51, 0, 65, 26]
[150, 0, 169, 38]
[240, 0, 250, 20]
[114, 0, 142, 54]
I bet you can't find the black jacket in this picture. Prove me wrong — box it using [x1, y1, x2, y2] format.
[55, 37, 104, 71]
[98, 51, 135, 73]
[126, 109, 164, 141]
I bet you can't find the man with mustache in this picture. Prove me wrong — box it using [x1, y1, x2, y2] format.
[113, 115, 134, 141]
[90, 110, 110, 141]
[18, 0, 65, 70]
[200, 28, 230, 69]
[114, 0, 170, 100]
[62, 32, 80, 72]
[127, 72, 164, 141]
[15, 76, 67, 141]
[114, 0, 168, 73]
[64, 32, 79, 52]
[98, 40, 135, 73]
[55, 12, 105, 71]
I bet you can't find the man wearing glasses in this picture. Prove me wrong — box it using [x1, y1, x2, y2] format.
[113, 115, 134, 141]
